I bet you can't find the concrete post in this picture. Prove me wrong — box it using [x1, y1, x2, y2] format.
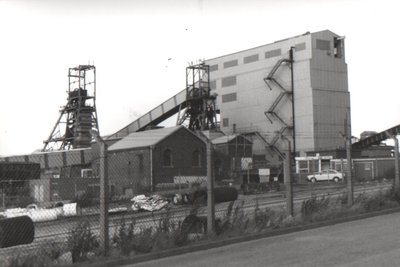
[206, 140, 215, 235]
[394, 135, 399, 194]
[284, 141, 293, 217]
[345, 113, 353, 206]
[95, 136, 109, 256]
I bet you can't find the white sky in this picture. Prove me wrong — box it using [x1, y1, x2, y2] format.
[0, 0, 399, 156]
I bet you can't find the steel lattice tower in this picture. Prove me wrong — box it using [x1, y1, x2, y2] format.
[177, 63, 218, 131]
[42, 65, 99, 151]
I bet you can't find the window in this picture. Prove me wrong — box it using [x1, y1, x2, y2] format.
[221, 76, 237, 87]
[243, 54, 259, 64]
[298, 160, 309, 173]
[137, 154, 144, 172]
[265, 49, 281, 58]
[222, 118, 229, 127]
[222, 92, 237, 103]
[209, 64, 219, 72]
[192, 150, 201, 167]
[316, 39, 330, 51]
[81, 168, 93, 178]
[223, 59, 238, 69]
[163, 149, 173, 167]
[334, 37, 344, 58]
[295, 42, 306, 52]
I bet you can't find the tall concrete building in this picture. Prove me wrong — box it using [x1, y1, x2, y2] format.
[205, 30, 349, 159]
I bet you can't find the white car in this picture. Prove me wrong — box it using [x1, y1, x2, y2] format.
[307, 170, 344, 183]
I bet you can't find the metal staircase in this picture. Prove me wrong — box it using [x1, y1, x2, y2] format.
[263, 53, 294, 157]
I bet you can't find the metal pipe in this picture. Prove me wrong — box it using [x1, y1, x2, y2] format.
[290, 47, 296, 157]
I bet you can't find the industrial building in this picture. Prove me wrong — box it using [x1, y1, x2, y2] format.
[108, 30, 350, 164]
[107, 126, 207, 196]
[2, 30, 399, 204]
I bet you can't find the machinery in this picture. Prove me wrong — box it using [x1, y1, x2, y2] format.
[43, 65, 99, 151]
[177, 63, 218, 130]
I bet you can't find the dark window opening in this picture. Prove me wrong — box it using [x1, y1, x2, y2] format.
[334, 37, 344, 58]
[163, 149, 173, 167]
[138, 154, 144, 172]
[192, 150, 201, 167]
[222, 118, 229, 127]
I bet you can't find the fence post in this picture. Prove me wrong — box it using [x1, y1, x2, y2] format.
[284, 141, 293, 217]
[94, 134, 109, 256]
[345, 112, 353, 206]
[206, 140, 215, 235]
[393, 135, 400, 194]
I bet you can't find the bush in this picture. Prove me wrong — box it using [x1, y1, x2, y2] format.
[112, 218, 135, 256]
[301, 194, 330, 221]
[112, 211, 189, 257]
[218, 201, 250, 236]
[5, 241, 67, 267]
[254, 202, 286, 231]
[67, 220, 99, 262]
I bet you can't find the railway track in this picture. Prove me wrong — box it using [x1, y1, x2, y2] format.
[0, 181, 393, 257]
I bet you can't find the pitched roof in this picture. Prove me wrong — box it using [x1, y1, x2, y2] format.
[108, 126, 183, 151]
[211, 134, 252, 145]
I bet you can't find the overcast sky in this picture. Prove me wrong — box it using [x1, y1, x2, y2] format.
[0, 0, 399, 156]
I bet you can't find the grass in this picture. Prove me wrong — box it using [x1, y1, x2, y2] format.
[3, 186, 400, 266]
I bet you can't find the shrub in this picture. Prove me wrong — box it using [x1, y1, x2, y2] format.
[151, 209, 188, 250]
[301, 194, 330, 221]
[112, 217, 135, 256]
[218, 201, 250, 236]
[254, 206, 288, 231]
[131, 227, 154, 254]
[67, 220, 99, 262]
[5, 241, 67, 267]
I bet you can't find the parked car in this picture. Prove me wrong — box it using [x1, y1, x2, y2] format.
[307, 169, 344, 183]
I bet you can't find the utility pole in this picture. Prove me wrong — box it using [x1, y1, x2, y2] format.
[206, 140, 215, 235]
[393, 135, 399, 194]
[94, 132, 109, 256]
[284, 141, 293, 216]
[345, 112, 353, 206]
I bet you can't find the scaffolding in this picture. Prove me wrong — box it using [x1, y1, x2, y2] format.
[42, 65, 99, 151]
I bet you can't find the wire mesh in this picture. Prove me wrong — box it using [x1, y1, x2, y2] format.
[0, 146, 396, 266]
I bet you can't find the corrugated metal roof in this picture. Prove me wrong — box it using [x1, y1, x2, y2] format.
[211, 134, 253, 145]
[108, 126, 183, 151]
[211, 135, 238, 145]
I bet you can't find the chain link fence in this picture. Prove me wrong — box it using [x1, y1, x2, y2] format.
[0, 141, 397, 266]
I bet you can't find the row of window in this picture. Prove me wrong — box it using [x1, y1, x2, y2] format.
[163, 149, 202, 168]
[209, 42, 307, 72]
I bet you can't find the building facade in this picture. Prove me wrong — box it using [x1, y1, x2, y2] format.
[108, 126, 207, 196]
[205, 30, 350, 159]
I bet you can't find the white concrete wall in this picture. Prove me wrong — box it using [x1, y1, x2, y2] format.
[204, 30, 349, 156]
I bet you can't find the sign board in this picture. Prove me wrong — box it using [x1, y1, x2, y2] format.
[241, 158, 253, 170]
[258, 168, 270, 176]
[258, 168, 270, 183]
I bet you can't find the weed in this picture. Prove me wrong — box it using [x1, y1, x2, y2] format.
[301, 194, 330, 221]
[67, 220, 99, 262]
[112, 217, 135, 256]
[218, 201, 250, 236]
